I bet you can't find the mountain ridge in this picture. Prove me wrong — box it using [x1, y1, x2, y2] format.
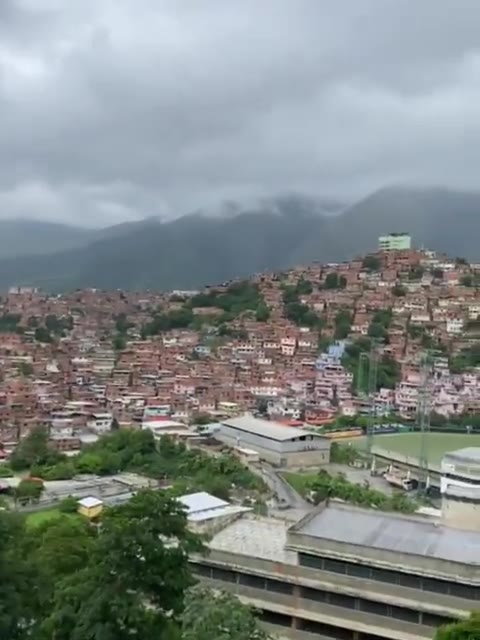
[0, 186, 479, 291]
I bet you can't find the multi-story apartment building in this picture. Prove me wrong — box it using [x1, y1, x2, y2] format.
[378, 233, 412, 252]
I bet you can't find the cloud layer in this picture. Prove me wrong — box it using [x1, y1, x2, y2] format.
[1, 0, 480, 225]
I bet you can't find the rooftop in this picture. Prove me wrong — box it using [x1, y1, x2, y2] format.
[78, 496, 103, 508]
[222, 415, 321, 442]
[178, 491, 250, 522]
[443, 447, 480, 464]
[208, 515, 296, 564]
[292, 502, 480, 566]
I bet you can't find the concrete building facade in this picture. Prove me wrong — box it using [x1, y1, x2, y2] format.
[191, 501, 479, 640]
[441, 447, 480, 532]
[217, 415, 330, 467]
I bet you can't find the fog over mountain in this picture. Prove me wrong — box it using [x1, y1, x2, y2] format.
[0, 187, 478, 292]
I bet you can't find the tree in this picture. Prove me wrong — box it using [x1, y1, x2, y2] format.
[324, 272, 347, 290]
[460, 274, 474, 287]
[434, 613, 480, 640]
[21, 514, 95, 621]
[18, 361, 34, 377]
[362, 255, 381, 271]
[34, 326, 53, 343]
[113, 334, 127, 351]
[41, 490, 204, 640]
[255, 304, 270, 322]
[58, 496, 79, 513]
[368, 322, 388, 341]
[392, 284, 407, 297]
[10, 427, 59, 471]
[296, 277, 313, 295]
[182, 587, 270, 640]
[0, 512, 30, 640]
[15, 478, 44, 505]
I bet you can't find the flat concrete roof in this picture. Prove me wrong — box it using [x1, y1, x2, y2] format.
[292, 503, 480, 566]
[443, 447, 480, 464]
[222, 415, 322, 442]
[208, 515, 296, 565]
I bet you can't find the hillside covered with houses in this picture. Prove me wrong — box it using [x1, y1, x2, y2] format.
[0, 239, 479, 455]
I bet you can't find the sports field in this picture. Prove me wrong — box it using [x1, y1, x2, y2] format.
[351, 432, 480, 467]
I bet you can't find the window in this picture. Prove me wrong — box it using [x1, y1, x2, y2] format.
[190, 563, 211, 578]
[301, 586, 328, 602]
[299, 619, 353, 640]
[239, 573, 265, 589]
[347, 563, 370, 579]
[210, 566, 237, 583]
[359, 599, 389, 616]
[422, 612, 455, 627]
[324, 558, 347, 574]
[449, 582, 478, 600]
[258, 610, 291, 627]
[398, 573, 421, 589]
[423, 578, 449, 595]
[370, 567, 399, 584]
[329, 592, 356, 609]
[265, 579, 293, 595]
[298, 554, 480, 601]
[298, 552, 323, 570]
[389, 605, 419, 623]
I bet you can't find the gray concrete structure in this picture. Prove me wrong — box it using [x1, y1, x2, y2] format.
[441, 447, 480, 531]
[191, 500, 479, 640]
[217, 415, 330, 467]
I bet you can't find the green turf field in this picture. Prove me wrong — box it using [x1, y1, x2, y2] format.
[351, 432, 480, 466]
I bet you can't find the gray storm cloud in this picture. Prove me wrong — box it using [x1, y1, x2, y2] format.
[1, 0, 480, 225]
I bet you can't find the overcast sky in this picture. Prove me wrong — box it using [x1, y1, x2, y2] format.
[1, 0, 480, 226]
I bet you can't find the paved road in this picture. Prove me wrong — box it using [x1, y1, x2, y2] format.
[250, 461, 311, 516]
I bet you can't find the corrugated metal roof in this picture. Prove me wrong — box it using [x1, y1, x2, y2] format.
[223, 415, 321, 442]
[178, 491, 227, 514]
[178, 491, 250, 522]
[296, 503, 480, 565]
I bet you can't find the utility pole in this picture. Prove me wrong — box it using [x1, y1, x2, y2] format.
[366, 341, 378, 463]
[417, 351, 432, 497]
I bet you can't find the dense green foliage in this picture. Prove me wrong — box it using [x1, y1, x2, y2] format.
[17, 428, 265, 502]
[289, 470, 416, 513]
[182, 587, 270, 640]
[342, 338, 401, 391]
[281, 280, 323, 328]
[10, 427, 63, 472]
[334, 309, 352, 339]
[450, 344, 480, 372]
[362, 255, 381, 271]
[142, 281, 268, 336]
[0, 492, 268, 640]
[434, 612, 480, 640]
[324, 272, 347, 289]
[0, 313, 22, 333]
[0, 490, 210, 639]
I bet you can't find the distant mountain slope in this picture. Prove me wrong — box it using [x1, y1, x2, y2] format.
[0, 219, 94, 258]
[0, 188, 478, 291]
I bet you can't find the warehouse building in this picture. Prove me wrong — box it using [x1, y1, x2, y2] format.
[190, 448, 480, 640]
[217, 415, 330, 467]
